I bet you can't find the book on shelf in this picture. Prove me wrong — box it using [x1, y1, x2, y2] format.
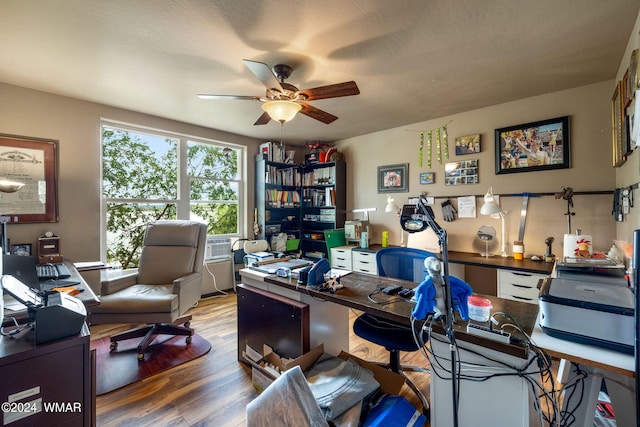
[265, 189, 300, 208]
[259, 141, 287, 163]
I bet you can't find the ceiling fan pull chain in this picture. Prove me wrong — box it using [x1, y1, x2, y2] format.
[435, 128, 442, 164]
[418, 131, 424, 167]
[426, 131, 432, 168]
[442, 125, 449, 160]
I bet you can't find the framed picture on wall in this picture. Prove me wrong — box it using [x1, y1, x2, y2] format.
[445, 159, 478, 186]
[455, 134, 481, 155]
[377, 163, 408, 193]
[419, 172, 434, 184]
[495, 116, 570, 174]
[611, 84, 626, 167]
[0, 134, 58, 223]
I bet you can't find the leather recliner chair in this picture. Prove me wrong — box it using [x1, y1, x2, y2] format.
[90, 220, 207, 361]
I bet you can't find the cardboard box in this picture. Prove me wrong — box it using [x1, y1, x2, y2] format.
[243, 343, 325, 392]
[337, 351, 405, 396]
[244, 344, 406, 396]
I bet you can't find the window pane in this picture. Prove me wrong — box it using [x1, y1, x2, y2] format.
[190, 179, 239, 202]
[190, 202, 238, 235]
[103, 127, 178, 199]
[105, 202, 177, 268]
[187, 141, 239, 180]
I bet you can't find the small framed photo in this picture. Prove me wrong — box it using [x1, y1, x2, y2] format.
[377, 163, 408, 193]
[419, 172, 435, 184]
[11, 243, 32, 256]
[455, 134, 481, 155]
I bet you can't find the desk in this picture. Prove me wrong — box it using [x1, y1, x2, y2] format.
[531, 315, 636, 426]
[3, 260, 99, 326]
[0, 325, 95, 426]
[240, 268, 542, 426]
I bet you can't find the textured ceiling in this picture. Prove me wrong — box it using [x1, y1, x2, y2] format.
[0, 0, 638, 145]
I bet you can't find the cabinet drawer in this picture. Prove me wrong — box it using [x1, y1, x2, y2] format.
[498, 270, 546, 304]
[352, 251, 377, 275]
[330, 247, 353, 270]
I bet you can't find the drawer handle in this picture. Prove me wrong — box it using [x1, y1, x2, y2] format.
[511, 284, 533, 289]
[511, 272, 533, 277]
[511, 295, 533, 301]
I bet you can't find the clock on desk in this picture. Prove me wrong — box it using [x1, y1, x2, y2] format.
[38, 231, 63, 263]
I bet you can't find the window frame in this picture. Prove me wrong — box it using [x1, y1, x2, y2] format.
[100, 120, 246, 262]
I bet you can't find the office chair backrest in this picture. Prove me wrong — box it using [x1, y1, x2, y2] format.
[138, 220, 207, 285]
[376, 247, 435, 283]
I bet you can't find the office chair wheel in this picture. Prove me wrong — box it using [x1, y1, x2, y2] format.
[110, 342, 118, 351]
[186, 335, 192, 344]
[184, 321, 191, 328]
[137, 352, 145, 361]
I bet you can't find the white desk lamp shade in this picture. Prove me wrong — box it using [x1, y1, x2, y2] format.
[385, 196, 400, 213]
[480, 187, 501, 216]
[480, 187, 508, 257]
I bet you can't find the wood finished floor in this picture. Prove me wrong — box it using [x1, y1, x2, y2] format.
[90, 292, 431, 427]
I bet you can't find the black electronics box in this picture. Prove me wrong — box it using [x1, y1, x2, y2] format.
[305, 153, 319, 164]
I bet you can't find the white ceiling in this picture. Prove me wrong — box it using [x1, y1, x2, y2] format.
[0, 0, 638, 145]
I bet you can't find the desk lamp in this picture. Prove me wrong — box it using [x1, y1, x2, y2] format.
[400, 194, 459, 426]
[385, 196, 403, 246]
[0, 177, 25, 255]
[480, 187, 508, 257]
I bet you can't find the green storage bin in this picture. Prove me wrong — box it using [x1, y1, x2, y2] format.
[324, 229, 346, 262]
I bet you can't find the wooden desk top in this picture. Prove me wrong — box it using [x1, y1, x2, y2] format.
[263, 271, 538, 359]
[446, 251, 554, 274]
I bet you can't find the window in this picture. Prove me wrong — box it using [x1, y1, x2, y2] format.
[101, 122, 245, 268]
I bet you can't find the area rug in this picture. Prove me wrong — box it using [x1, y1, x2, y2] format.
[91, 333, 211, 395]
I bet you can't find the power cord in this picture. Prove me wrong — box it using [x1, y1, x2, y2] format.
[0, 316, 34, 337]
[203, 262, 228, 298]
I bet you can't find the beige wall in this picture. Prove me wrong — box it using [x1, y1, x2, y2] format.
[0, 82, 261, 273]
[337, 81, 621, 258]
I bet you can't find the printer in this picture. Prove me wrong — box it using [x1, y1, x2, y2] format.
[538, 265, 634, 354]
[1, 275, 87, 344]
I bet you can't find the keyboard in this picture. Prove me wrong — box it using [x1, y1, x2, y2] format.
[36, 263, 72, 280]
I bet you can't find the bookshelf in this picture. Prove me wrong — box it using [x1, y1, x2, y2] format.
[255, 149, 346, 259]
[299, 160, 346, 259]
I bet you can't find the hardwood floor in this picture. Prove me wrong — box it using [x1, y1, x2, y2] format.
[91, 292, 431, 426]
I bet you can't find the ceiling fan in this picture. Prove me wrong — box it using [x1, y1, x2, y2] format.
[198, 59, 360, 125]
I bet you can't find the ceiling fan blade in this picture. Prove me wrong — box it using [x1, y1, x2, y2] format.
[297, 81, 360, 101]
[242, 59, 284, 93]
[299, 103, 338, 124]
[253, 111, 272, 126]
[197, 94, 264, 101]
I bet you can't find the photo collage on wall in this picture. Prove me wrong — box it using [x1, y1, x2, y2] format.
[444, 159, 478, 186]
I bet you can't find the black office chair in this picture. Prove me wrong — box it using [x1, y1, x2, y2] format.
[352, 247, 433, 414]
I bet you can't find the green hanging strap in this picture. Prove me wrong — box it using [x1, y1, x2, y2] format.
[442, 125, 449, 160]
[436, 128, 442, 164]
[418, 131, 424, 167]
[426, 130, 432, 168]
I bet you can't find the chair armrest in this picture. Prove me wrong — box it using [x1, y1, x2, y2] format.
[100, 270, 139, 295]
[173, 272, 203, 313]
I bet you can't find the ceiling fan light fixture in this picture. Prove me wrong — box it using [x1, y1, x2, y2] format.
[262, 100, 302, 123]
